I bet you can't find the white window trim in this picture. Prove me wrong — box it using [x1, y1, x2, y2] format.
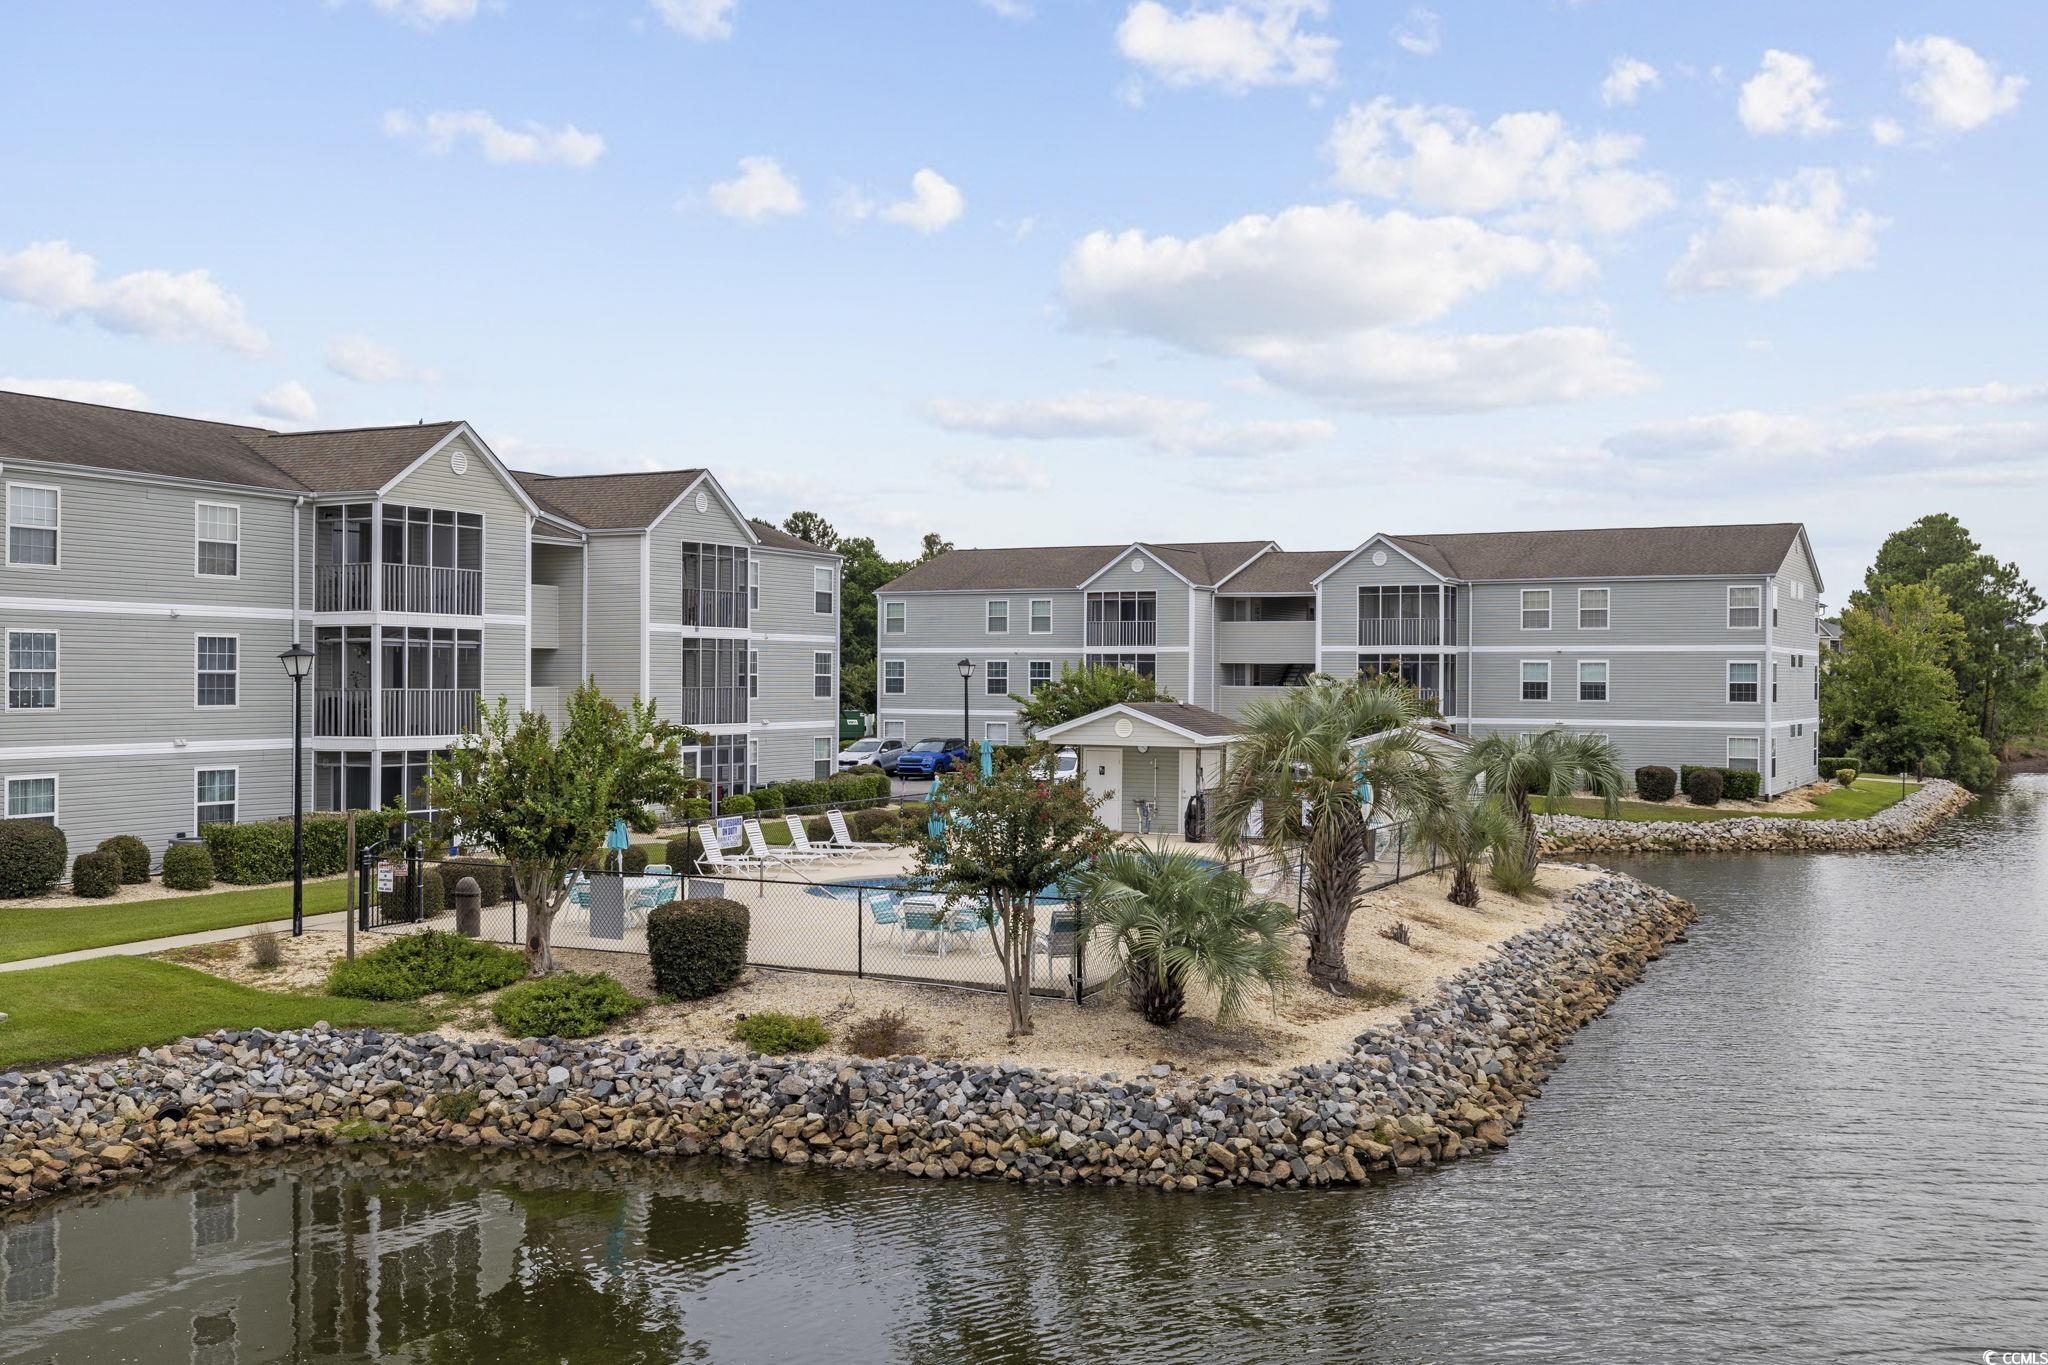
[882, 600, 906, 635]
[1727, 584, 1763, 630]
[812, 650, 834, 699]
[1726, 735, 1762, 772]
[881, 718, 906, 740]
[984, 659, 1009, 695]
[6, 482, 61, 571]
[5, 627, 59, 712]
[1520, 658, 1550, 702]
[985, 599, 1010, 634]
[984, 720, 1010, 743]
[1727, 658, 1761, 704]
[4, 772, 58, 822]
[1577, 586, 1610, 630]
[1027, 598, 1052, 634]
[1027, 659, 1053, 694]
[194, 631, 241, 710]
[813, 565, 835, 616]
[1520, 588, 1551, 631]
[195, 765, 239, 829]
[882, 659, 905, 695]
[1577, 658, 1609, 703]
[194, 500, 241, 580]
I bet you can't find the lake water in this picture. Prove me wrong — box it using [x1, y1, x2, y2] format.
[3, 777, 2043, 1363]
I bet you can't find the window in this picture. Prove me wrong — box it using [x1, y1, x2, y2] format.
[882, 719, 906, 740]
[883, 600, 906, 634]
[195, 635, 238, 707]
[195, 502, 239, 577]
[813, 651, 834, 699]
[195, 768, 237, 826]
[1028, 660, 1053, 694]
[986, 599, 1009, 634]
[1772, 661, 1780, 703]
[1085, 652, 1156, 679]
[1728, 585, 1762, 629]
[883, 659, 905, 695]
[1726, 736, 1761, 773]
[7, 484, 58, 567]
[1029, 598, 1052, 634]
[1578, 587, 1609, 630]
[1521, 588, 1551, 630]
[746, 559, 758, 613]
[814, 565, 835, 615]
[985, 660, 1008, 695]
[313, 751, 373, 812]
[6, 631, 56, 710]
[985, 721, 1009, 743]
[1086, 591, 1155, 647]
[379, 504, 484, 613]
[1728, 661, 1760, 703]
[1521, 660, 1550, 701]
[1578, 660, 1608, 702]
[813, 737, 833, 781]
[749, 648, 759, 700]
[679, 543, 750, 628]
[4, 775, 55, 824]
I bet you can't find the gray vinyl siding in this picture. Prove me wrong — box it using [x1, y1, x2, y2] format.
[644, 482, 753, 627]
[1084, 555, 1189, 648]
[1465, 577, 1768, 649]
[874, 587, 1087, 740]
[1466, 722, 1767, 792]
[530, 542, 584, 689]
[752, 727, 837, 785]
[749, 548, 840, 638]
[582, 535, 644, 700]
[1318, 541, 1445, 648]
[877, 650, 1047, 736]
[1119, 748, 1181, 834]
[1216, 684, 1292, 718]
[1215, 619, 1317, 666]
[382, 433, 533, 618]
[10, 749, 293, 862]
[1469, 651, 1765, 726]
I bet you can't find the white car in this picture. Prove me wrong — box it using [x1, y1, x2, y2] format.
[838, 737, 904, 770]
[1033, 748, 1081, 782]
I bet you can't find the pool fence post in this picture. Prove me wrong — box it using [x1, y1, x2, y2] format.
[856, 886, 865, 979]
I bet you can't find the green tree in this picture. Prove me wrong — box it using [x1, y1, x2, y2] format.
[1823, 580, 1994, 784]
[779, 510, 839, 552]
[836, 534, 909, 714]
[1073, 843, 1293, 1028]
[908, 743, 1118, 1036]
[1404, 767, 1523, 908]
[1855, 512, 1980, 604]
[1210, 675, 1430, 994]
[1457, 729, 1623, 878]
[918, 532, 953, 562]
[1010, 662, 1173, 734]
[419, 682, 693, 974]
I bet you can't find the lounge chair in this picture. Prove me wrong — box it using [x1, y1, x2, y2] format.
[785, 815, 855, 860]
[824, 808, 892, 855]
[744, 818, 827, 866]
[694, 824, 771, 873]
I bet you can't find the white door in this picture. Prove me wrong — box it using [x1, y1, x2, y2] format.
[1082, 747, 1122, 828]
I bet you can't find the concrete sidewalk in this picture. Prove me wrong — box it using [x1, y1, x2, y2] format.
[0, 910, 353, 974]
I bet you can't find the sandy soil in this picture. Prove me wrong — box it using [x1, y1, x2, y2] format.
[167, 863, 1596, 1081]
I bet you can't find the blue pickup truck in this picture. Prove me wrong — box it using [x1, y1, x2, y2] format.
[894, 737, 968, 779]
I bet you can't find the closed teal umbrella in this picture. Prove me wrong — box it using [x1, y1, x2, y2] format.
[606, 817, 629, 872]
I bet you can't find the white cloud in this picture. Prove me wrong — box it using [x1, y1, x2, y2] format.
[0, 376, 149, 408]
[1738, 50, 1839, 136]
[1599, 55, 1659, 107]
[1323, 98, 1675, 235]
[1842, 379, 2048, 410]
[382, 108, 605, 167]
[1667, 169, 1882, 298]
[979, 0, 1033, 17]
[368, 0, 478, 28]
[0, 239, 268, 355]
[1115, 0, 1338, 93]
[1152, 416, 1337, 457]
[880, 169, 965, 233]
[1391, 7, 1439, 57]
[325, 334, 438, 384]
[941, 452, 1052, 492]
[1606, 408, 2048, 484]
[650, 0, 735, 40]
[923, 390, 1335, 457]
[1239, 326, 1651, 413]
[253, 380, 319, 424]
[1869, 116, 1906, 146]
[706, 156, 805, 221]
[1892, 35, 2025, 132]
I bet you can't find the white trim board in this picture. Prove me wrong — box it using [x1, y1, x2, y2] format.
[1464, 717, 1771, 730]
[0, 593, 296, 623]
[0, 737, 295, 761]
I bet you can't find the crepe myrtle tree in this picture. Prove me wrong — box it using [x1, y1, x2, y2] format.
[908, 741, 1118, 1037]
[1457, 728, 1623, 878]
[419, 681, 697, 975]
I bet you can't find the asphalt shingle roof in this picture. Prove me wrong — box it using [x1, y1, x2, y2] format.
[1385, 523, 1805, 581]
[512, 469, 706, 530]
[879, 540, 1272, 592]
[1217, 548, 1348, 593]
[0, 389, 303, 491]
[1124, 702, 1239, 738]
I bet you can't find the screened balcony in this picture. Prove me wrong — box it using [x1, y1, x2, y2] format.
[313, 503, 483, 615]
[1357, 585, 1461, 647]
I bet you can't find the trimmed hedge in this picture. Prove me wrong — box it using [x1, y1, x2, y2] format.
[1680, 765, 1761, 802]
[70, 850, 121, 898]
[1633, 766, 1677, 803]
[665, 833, 704, 872]
[1834, 767, 1859, 787]
[492, 972, 644, 1039]
[0, 822, 68, 899]
[202, 810, 398, 885]
[647, 897, 749, 1000]
[96, 835, 151, 884]
[437, 859, 508, 906]
[1684, 768, 1725, 806]
[161, 844, 215, 892]
[327, 930, 527, 1001]
[719, 794, 756, 816]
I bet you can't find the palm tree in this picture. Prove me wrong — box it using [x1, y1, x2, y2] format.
[1074, 843, 1294, 1027]
[1011, 662, 1172, 734]
[1457, 729, 1624, 876]
[1210, 674, 1430, 994]
[1405, 767, 1522, 908]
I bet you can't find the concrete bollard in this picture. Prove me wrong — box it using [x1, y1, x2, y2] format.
[453, 876, 482, 937]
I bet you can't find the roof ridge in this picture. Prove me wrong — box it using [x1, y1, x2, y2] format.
[516, 468, 702, 483]
[262, 419, 462, 439]
[1398, 521, 1800, 541]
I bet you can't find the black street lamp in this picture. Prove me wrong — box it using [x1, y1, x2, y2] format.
[956, 658, 975, 757]
[278, 641, 314, 936]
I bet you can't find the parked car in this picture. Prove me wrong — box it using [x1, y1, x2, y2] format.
[894, 737, 969, 779]
[1032, 748, 1082, 782]
[838, 736, 903, 770]
[876, 743, 912, 776]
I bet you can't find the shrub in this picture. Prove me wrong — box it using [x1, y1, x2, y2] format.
[665, 833, 703, 872]
[674, 797, 712, 822]
[384, 870, 446, 923]
[732, 1011, 828, 1056]
[1633, 766, 1677, 802]
[96, 835, 151, 884]
[161, 843, 215, 892]
[718, 794, 755, 816]
[749, 785, 785, 813]
[1720, 768, 1762, 801]
[327, 930, 527, 1000]
[849, 808, 898, 841]
[1834, 767, 1859, 787]
[0, 821, 69, 898]
[437, 859, 506, 906]
[646, 897, 749, 1000]
[1949, 735, 1999, 791]
[201, 821, 292, 884]
[623, 845, 649, 875]
[248, 930, 284, 969]
[301, 810, 391, 877]
[70, 851, 121, 898]
[492, 972, 644, 1039]
[1684, 768, 1724, 806]
[844, 1008, 924, 1058]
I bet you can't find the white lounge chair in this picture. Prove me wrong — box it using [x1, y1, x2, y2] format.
[784, 814, 855, 860]
[744, 818, 827, 866]
[695, 823, 770, 873]
[824, 808, 892, 854]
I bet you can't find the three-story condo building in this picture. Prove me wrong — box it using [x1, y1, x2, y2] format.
[0, 389, 839, 860]
[875, 523, 1824, 798]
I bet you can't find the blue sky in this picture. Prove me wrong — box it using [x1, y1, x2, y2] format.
[2, 1, 2041, 598]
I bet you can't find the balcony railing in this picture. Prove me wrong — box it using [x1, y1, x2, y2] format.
[382, 687, 480, 738]
[677, 686, 749, 727]
[383, 563, 483, 615]
[1358, 618, 1446, 647]
[315, 688, 373, 738]
[1086, 620, 1157, 647]
[315, 564, 374, 613]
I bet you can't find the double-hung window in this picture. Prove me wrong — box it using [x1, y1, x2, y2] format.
[1728, 661, 1760, 703]
[1029, 599, 1052, 634]
[196, 768, 238, 826]
[4, 775, 56, 824]
[883, 659, 905, 695]
[1728, 585, 1762, 629]
[986, 599, 1009, 634]
[1521, 660, 1550, 701]
[1578, 660, 1608, 702]
[985, 660, 1009, 695]
[883, 601, 905, 635]
[1726, 736, 1761, 773]
[7, 485, 58, 568]
[1028, 660, 1053, 694]
[196, 502, 240, 578]
[813, 737, 833, 781]
[1578, 587, 1609, 629]
[813, 651, 834, 699]
[6, 631, 56, 710]
[1521, 589, 1551, 630]
[195, 635, 238, 707]
[748, 648, 759, 700]
[813, 566, 835, 616]
[984, 721, 1009, 744]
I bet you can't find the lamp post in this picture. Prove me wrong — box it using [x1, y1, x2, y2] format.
[278, 641, 314, 936]
[956, 658, 975, 759]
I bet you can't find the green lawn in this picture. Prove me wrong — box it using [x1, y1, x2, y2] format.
[0, 878, 348, 965]
[0, 957, 432, 1070]
[1544, 776, 1921, 825]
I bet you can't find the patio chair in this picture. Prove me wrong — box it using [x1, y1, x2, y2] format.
[625, 877, 680, 928]
[785, 815, 855, 860]
[949, 901, 992, 953]
[694, 824, 771, 873]
[1033, 910, 1082, 986]
[865, 890, 904, 944]
[644, 863, 672, 876]
[744, 818, 827, 866]
[823, 809, 892, 855]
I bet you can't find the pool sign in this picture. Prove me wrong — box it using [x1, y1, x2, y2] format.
[714, 816, 743, 849]
[376, 864, 395, 893]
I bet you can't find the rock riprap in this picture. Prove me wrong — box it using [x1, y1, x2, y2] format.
[1538, 778, 1972, 856]
[2, 872, 1692, 1203]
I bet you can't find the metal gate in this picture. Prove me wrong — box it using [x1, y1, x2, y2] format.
[356, 839, 427, 931]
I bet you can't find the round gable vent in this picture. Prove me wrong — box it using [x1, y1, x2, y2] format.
[1371, 549, 1388, 566]
[695, 490, 709, 513]
[450, 448, 468, 475]
[1130, 557, 1145, 573]
[1114, 718, 1135, 738]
